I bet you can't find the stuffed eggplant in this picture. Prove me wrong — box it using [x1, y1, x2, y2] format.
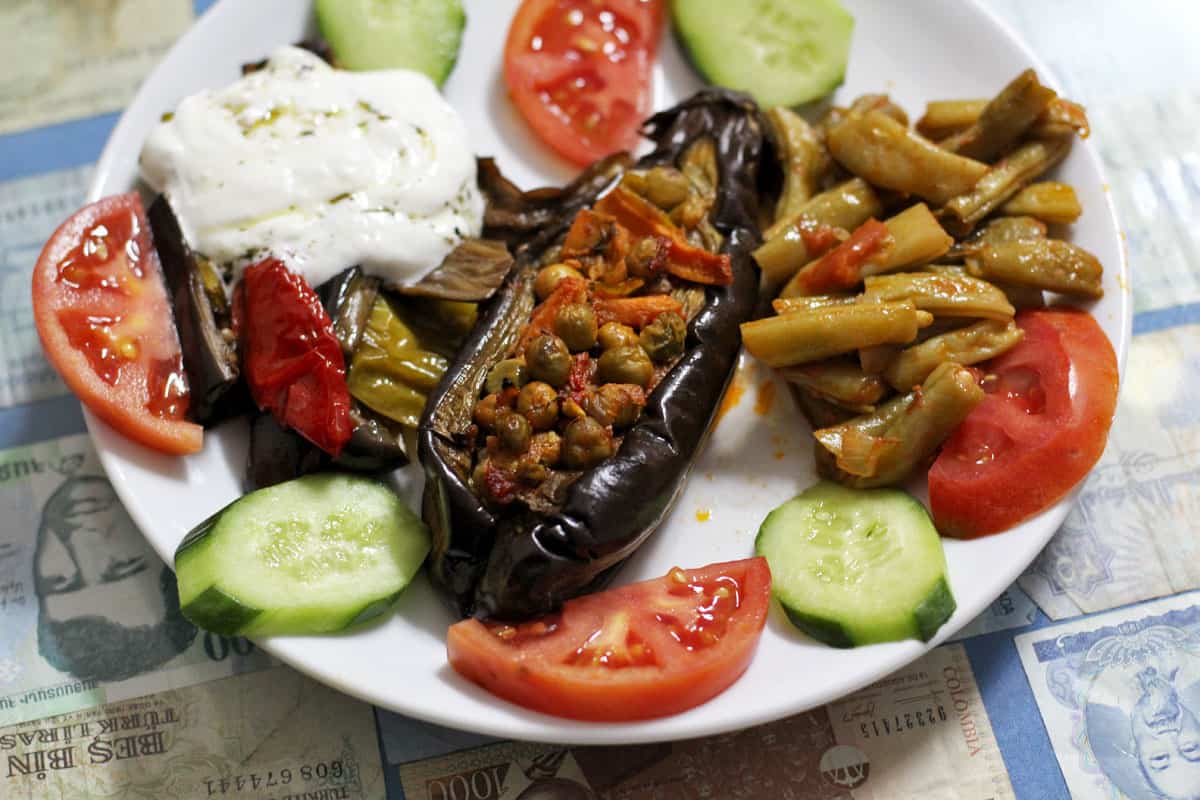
[419, 90, 766, 620]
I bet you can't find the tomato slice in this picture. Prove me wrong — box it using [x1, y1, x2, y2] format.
[504, 0, 665, 166]
[929, 309, 1119, 538]
[32, 194, 202, 455]
[238, 259, 353, 456]
[447, 558, 770, 721]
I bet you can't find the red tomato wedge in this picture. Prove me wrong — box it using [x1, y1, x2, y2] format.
[447, 558, 771, 721]
[929, 309, 1119, 538]
[32, 194, 202, 455]
[504, 0, 665, 166]
[237, 259, 353, 456]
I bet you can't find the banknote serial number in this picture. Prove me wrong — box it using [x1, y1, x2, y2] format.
[203, 761, 344, 796]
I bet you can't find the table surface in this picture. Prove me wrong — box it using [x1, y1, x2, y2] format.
[2, 2, 1198, 798]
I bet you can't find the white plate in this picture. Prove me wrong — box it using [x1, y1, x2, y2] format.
[88, 0, 1130, 743]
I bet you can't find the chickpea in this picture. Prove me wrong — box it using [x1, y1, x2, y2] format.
[553, 303, 598, 352]
[515, 460, 549, 485]
[534, 262, 583, 301]
[596, 346, 654, 388]
[485, 358, 528, 395]
[495, 409, 532, 454]
[562, 417, 614, 470]
[627, 236, 663, 279]
[530, 430, 562, 466]
[474, 393, 502, 429]
[639, 312, 686, 363]
[517, 381, 560, 431]
[644, 166, 690, 209]
[597, 321, 639, 351]
[524, 334, 572, 387]
[586, 383, 645, 428]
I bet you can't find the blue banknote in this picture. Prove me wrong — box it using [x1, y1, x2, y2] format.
[0, 167, 91, 410]
[1017, 592, 1200, 800]
[1019, 325, 1200, 620]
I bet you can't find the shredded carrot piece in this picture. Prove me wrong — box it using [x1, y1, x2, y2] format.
[595, 187, 733, 286]
[593, 295, 684, 329]
[518, 276, 588, 351]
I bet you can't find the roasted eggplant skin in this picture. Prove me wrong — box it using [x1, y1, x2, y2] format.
[419, 90, 765, 620]
[148, 196, 249, 425]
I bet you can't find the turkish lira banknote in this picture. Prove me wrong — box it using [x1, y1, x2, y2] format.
[396, 644, 1013, 800]
[0, 166, 94, 410]
[1018, 324, 1200, 619]
[1, 663, 386, 799]
[0, 0, 193, 135]
[1016, 591, 1200, 800]
[0, 433, 273, 727]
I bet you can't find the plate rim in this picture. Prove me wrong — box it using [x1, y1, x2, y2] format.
[84, 0, 1132, 744]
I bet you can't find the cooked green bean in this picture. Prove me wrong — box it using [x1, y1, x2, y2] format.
[858, 344, 901, 375]
[827, 110, 989, 206]
[763, 178, 883, 241]
[883, 319, 1024, 390]
[939, 70, 1057, 162]
[916, 99, 987, 140]
[772, 294, 858, 315]
[1000, 182, 1082, 224]
[816, 362, 984, 486]
[778, 358, 888, 412]
[967, 239, 1103, 298]
[872, 203, 955, 272]
[944, 216, 1048, 260]
[863, 271, 1015, 320]
[812, 392, 916, 479]
[849, 94, 910, 127]
[792, 385, 858, 431]
[940, 136, 1072, 235]
[767, 107, 833, 225]
[921, 97, 1090, 142]
[1030, 98, 1091, 140]
[741, 301, 933, 367]
[757, 179, 883, 289]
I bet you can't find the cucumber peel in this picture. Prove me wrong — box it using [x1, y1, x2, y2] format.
[176, 473, 430, 636]
[756, 481, 956, 647]
[316, 0, 466, 86]
[670, 0, 854, 107]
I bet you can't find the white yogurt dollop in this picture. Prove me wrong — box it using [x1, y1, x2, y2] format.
[140, 45, 484, 288]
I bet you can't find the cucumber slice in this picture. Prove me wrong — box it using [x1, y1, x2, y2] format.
[755, 481, 955, 647]
[175, 473, 430, 636]
[670, 0, 854, 107]
[316, 0, 465, 85]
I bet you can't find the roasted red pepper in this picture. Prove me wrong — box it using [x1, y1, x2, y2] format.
[238, 258, 352, 456]
[594, 186, 733, 285]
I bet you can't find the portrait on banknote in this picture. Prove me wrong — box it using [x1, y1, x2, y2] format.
[34, 472, 196, 682]
[1019, 596, 1200, 799]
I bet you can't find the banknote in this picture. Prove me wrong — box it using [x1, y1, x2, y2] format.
[0, 432, 273, 727]
[950, 584, 1039, 642]
[398, 644, 1013, 800]
[1018, 324, 1200, 619]
[0, 0, 192, 135]
[1, 663, 386, 799]
[0, 166, 94, 410]
[1016, 591, 1200, 800]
